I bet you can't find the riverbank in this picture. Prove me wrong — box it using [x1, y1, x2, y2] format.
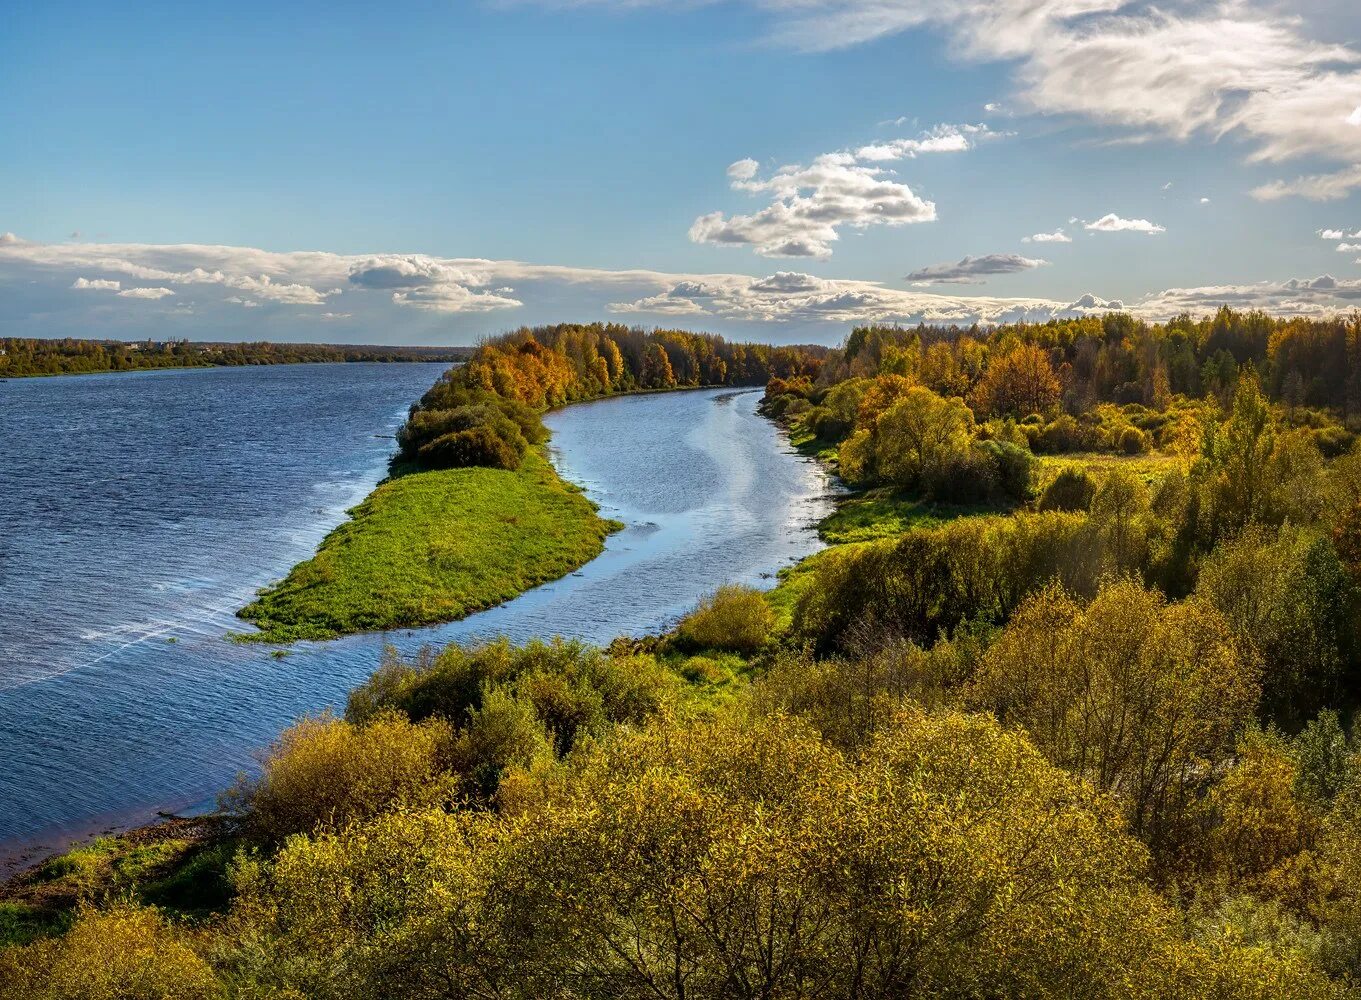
[237, 449, 621, 642]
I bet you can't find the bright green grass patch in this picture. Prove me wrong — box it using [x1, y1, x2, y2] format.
[238, 450, 620, 642]
[818, 488, 1009, 545]
[1036, 451, 1182, 490]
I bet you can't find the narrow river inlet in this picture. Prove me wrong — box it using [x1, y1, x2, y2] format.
[0, 365, 834, 858]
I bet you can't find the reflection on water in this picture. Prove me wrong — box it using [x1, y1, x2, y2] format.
[0, 368, 833, 854]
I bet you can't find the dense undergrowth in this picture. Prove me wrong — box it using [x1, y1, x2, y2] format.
[19, 308, 1361, 998]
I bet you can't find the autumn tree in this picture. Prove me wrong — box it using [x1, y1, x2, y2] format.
[971, 343, 1061, 417]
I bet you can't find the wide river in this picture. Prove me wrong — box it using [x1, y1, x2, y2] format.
[0, 364, 834, 864]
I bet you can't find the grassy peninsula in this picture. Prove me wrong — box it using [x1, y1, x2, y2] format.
[237, 452, 619, 642]
[236, 323, 825, 642]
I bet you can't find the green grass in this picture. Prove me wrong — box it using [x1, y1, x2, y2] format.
[1035, 451, 1182, 489]
[237, 450, 621, 642]
[0, 819, 235, 945]
[818, 488, 1009, 545]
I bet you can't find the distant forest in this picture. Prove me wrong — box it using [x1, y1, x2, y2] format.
[0, 337, 473, 377]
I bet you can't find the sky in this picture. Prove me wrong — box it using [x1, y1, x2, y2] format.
[4, 0, 1361, 346]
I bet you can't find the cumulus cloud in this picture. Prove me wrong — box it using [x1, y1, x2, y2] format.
[71, 277, 120, 291]
[13, 234, 1361, 344]
[116, 287, 175, 300]
[1084, 213, 1166, 234]
[1023, 229, 1072, 243]
[855, 123, 999, 161]
[609, 270, 1118, 326]
[348, 254, 523, 313]
[391, 283, 524, 313]
[347, 255, 480, 289]
[1137, 274, 1361, 318]
[905, 253, 1049, 285]
[690, 151, 937, 258]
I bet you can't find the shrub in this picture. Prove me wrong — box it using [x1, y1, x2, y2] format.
[921, 443, 996, 503]
[978, 439, 1036, 501]
[1030, 413, 1100, 453]
[1118, 425, 1149, 454]
[967, 580, 1258, 859]
[450, 687, 554, 800]
[1314, 425, 1355, 459]
[675, 584, 774, 655]
[0, 902, 220, 1000]
[227, 710, 454, 842]
[792, 511, 1098, 654]
[1039, 467, 1098, 512]
[397, 396, 538, 470]
[347, 638, 674, 756]
[418, 425, 523, 470]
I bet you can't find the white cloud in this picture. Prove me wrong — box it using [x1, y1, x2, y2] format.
[1023, 228, 1072, 243]
[690, 152, 937, 258]
[855, 122, 999, 160]
[1200, 197, 1211, 204]
[756, 2, 1361, 176]
[0, 232, 20, 245]
[905, 253, 1049, 285]
[348, 254, 522, 313]
[609, 270, 1119, 326]
[116, 287, 175, 300]
[558, 1, 1361, 199]
[1137, 274, 1361, 318]
[14, 234, 1361, 343]
[1252, 165, 1361, 202]
[1338, 243, 1361, 253]
[1084, 213, 1166, 234]
[1163, 181, 1173, 190]
[727, 158, 760, 181]
[391, 284, 524, 313]
[71, 277, 120, 291]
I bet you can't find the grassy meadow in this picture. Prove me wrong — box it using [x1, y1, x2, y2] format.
[237, 450, 619, 642]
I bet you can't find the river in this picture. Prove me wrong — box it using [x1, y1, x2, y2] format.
[0, 364, 834, 865]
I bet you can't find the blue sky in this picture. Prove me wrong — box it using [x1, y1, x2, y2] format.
[4, 0, 1361, 344]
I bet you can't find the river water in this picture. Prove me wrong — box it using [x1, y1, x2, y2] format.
[0, 365, 834, 861]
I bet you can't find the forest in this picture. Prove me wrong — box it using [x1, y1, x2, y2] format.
[11, 307, 1361, 998]
[392, 322, 826, 471]
[0, 338, 470, 377]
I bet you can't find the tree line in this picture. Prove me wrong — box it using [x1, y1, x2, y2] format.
[0, 337, 470, 377]
[394, 323, 827, 472]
